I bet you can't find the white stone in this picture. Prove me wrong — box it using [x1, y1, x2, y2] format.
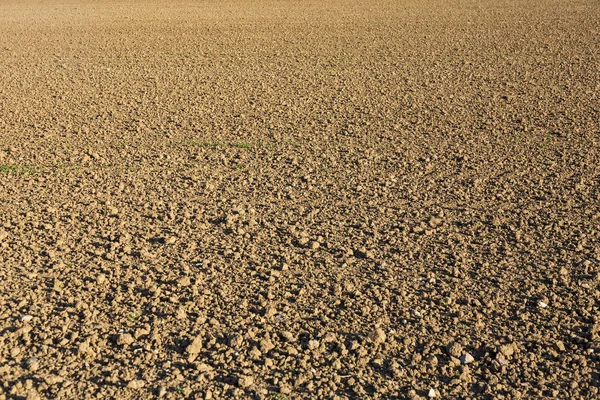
[460, 353, 475, 364]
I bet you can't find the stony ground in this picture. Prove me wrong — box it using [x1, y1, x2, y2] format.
[1, 0, 599, 399]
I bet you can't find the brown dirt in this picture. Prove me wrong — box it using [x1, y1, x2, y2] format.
[1, 0, 600, 399]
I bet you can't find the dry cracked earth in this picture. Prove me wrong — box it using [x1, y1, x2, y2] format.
[1, 0, 600, 399]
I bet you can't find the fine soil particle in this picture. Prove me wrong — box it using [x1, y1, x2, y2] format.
[1, 0, 600, 399]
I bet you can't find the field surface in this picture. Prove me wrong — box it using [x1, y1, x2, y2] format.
[1, 0, 600, 399]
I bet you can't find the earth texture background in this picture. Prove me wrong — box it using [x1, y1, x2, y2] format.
[0, 0, 599, 399]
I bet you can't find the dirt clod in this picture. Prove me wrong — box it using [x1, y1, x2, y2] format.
[127, 380, 145, 389]
[187, 335, 204, 355]
[446, 342, 463, 358]
[369, 327, 387, 344]
[117, 333, 134, 346]
[236, 375, 254, 388]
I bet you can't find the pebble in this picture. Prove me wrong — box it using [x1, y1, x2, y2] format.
[495, 354, 509, 366]
[24, 357, 40, 371]
[428, 388, 437, 397]
[538, 301, 548, 308]
[460, 353, 475, 364]
[20, 315, 34, 322]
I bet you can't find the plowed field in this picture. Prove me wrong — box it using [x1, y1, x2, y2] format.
[1, 1, 599, 399]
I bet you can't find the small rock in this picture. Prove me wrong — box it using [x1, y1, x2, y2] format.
[127, 379, 145, 389]
[538, 301, 548, 308]
[237, 375, 254, 388]
[460, 353, 475, 364]
[24, 357, 40, 371]
[555, 341, 566, 352]
[20, 315, 34, 322]
[495, 354, 509, 365]
[117, 333, 134, 346]
[428, 388, 437, 397]
[310, 241, 320, 250]
[96, 274, 107, 285]
[281, 331, 295, 342]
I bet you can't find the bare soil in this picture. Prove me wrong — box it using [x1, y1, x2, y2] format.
[1, 0, 599, 399]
